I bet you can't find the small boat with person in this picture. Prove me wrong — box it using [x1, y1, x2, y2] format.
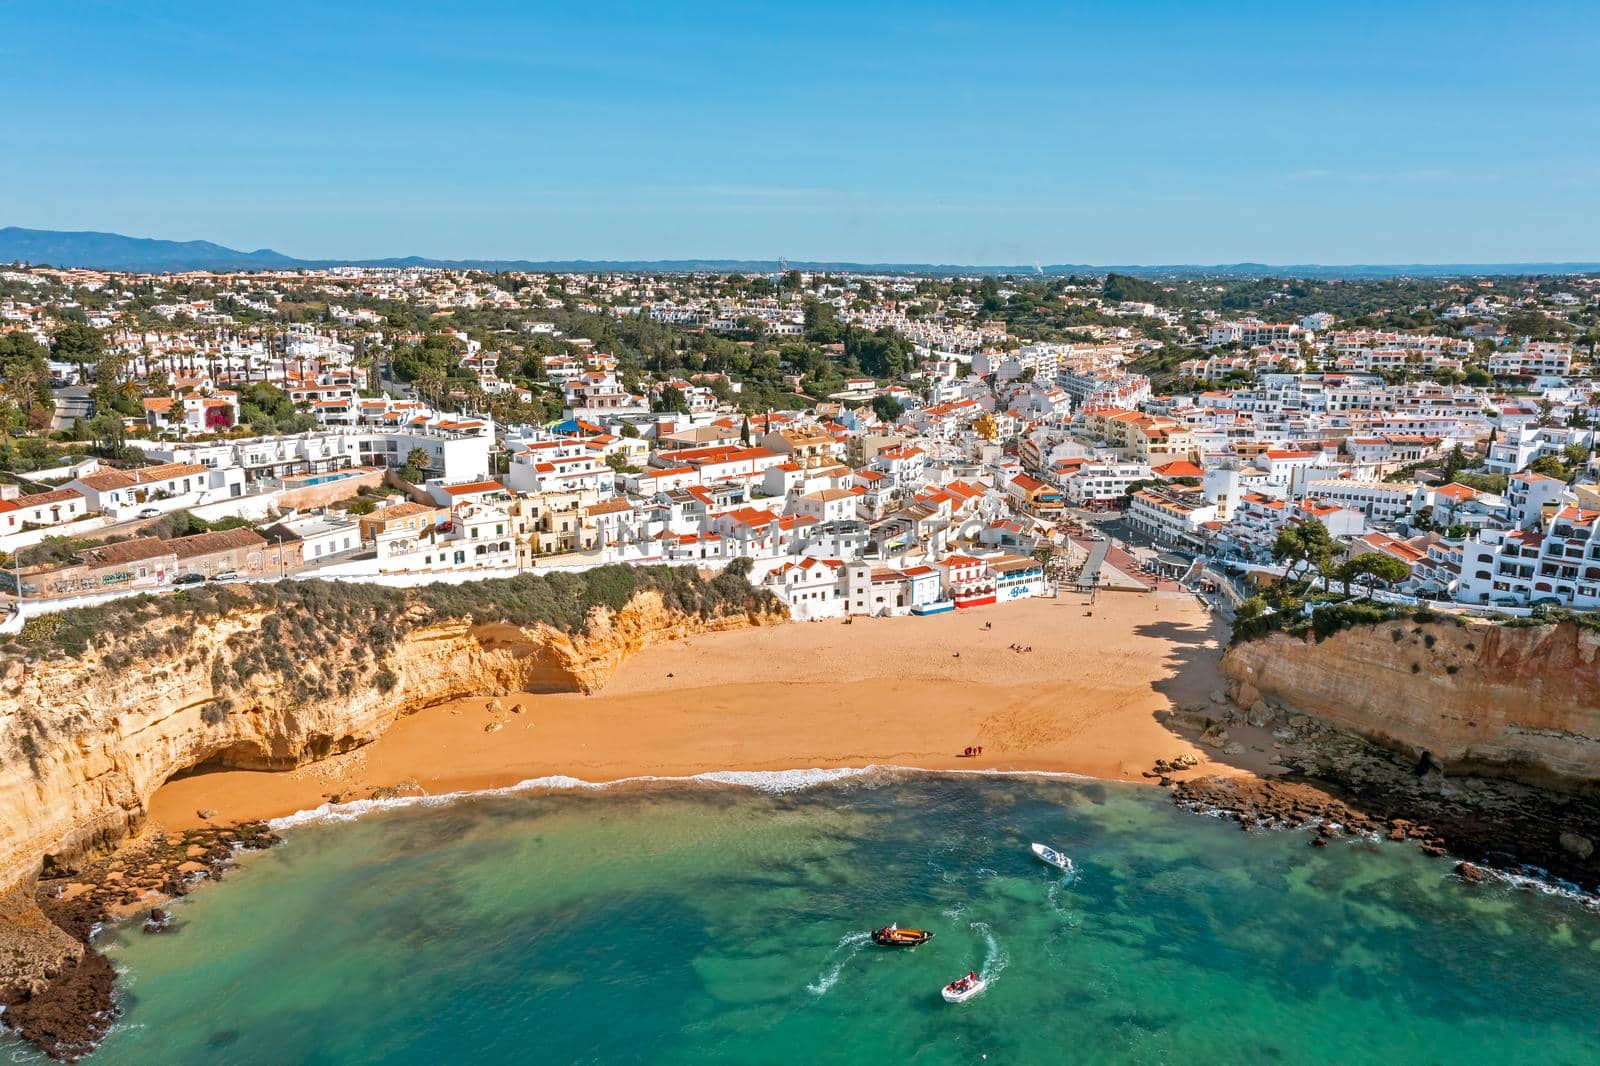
[1031, 842, 1072, 871]
[871, 924, 933, 948]
[941, 970, 987, 1003]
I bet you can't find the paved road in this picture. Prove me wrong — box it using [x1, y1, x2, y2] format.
[51, 386, 94, 430]
[1076, 537, 1110, 586]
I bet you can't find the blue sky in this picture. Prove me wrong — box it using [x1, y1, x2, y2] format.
[5, 1, 1599, 264]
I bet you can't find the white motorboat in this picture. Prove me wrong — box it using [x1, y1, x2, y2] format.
[1031, 842, 1072, 871]
[941, 971, 987, 1003]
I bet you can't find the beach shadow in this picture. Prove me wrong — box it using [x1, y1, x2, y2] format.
[1133, 614, 1271, 779]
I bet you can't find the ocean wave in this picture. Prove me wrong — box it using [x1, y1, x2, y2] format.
[1465, 866, 1600, 910]
[265, 763, 1110, 832]
[268, 766, 891, 829]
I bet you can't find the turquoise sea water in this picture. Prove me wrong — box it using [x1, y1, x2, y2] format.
[70, 773, 1600, 1064]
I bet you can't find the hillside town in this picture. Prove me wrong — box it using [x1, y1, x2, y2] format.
[2, 262, 1599, 621]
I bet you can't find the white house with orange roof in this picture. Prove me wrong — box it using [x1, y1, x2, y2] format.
[710, 507, 818, 559]
[762, 556, 845, 619]
[1261, 448, 1321, 489]
[658, 530, 725, 563]
[1292, 497, 1367, 540]
[66, 462, 246, 518]
[937, 553, 996, 608]
[761, 461, 809, 498]
[142, 389, 241, 436]
[1425, 482, 1509, 531]
[869, 444, 926, 489]
[426, 478, 509, 509]
[787, 486, 862, 525]
[0, 488, 89, 532]
[654, 445, 786, 488]
[1004, 471, 1063, 517]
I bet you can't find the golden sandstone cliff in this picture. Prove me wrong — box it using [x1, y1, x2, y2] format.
[0, 589, 783, 903]
[1223, 617, 1600, 785]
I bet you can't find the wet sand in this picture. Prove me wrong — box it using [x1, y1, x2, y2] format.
[151, 591, 1258, 830]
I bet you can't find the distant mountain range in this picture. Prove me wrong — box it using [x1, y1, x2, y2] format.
[3, 225, 1598, 280]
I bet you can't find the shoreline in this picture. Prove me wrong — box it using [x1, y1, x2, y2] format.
[148, 592, 1262, 832]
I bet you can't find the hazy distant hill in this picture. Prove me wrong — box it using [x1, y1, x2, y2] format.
[3, 225, 1597, 279]
[0, 227, 305, 273]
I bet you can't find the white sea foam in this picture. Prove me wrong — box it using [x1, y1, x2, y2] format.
[694, 766, 882, 792]
[265, 762, 1108, 832]
[267, 766, 889, 829]
[1474, 867, 1600, 909]
[806, 931, 871, 995]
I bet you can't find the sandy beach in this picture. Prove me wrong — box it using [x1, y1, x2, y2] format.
[150, 590, 1264, 830]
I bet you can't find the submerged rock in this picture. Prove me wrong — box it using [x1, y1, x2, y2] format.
[1559, 832, 1594, 860]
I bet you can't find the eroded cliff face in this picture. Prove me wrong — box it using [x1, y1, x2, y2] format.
[0, 591, 783, 900]
[1222, 618, 1600, 785]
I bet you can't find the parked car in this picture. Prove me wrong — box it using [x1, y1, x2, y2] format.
[209, 570, 240, 583]
[172, 573, 205, 587]
[136, 507, 162, 519]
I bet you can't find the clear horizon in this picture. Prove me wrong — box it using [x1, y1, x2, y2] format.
[6, 1, 1599, 264]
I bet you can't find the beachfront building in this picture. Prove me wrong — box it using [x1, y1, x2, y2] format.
[1125, 487, 1219, 548]
[764, 556, 845, 620]
[989, 554, 1048, 602]
[938, 554, 996, 609]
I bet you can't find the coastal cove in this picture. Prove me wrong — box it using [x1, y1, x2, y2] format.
[17, 589, 1600, 1060]
[74, 774, 1600, 1064]
[148, 593, 1243, 831]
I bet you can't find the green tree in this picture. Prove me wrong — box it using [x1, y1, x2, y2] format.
[1272, 519, 1337, 582]
[653, 385, 689, 414]
[1527, 454, 1573, 481]
[1437, 443, 1468, 484]
[870, 394, 905, 422]
[398, 447, 433, 482]
[87, 409, 126, 455]
[604, 452, 639, 475]
[50, 321, 105, 384]
[802, 299, 842, 344]
[1335, 553, 1412, 599]
[0, 332, 52, 425]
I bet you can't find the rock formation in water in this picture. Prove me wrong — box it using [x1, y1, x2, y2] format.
[1222, 617, 1600, 785]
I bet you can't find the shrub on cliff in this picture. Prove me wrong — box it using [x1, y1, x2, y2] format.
[1307, 601, 1399, 642]
[8, 564, 778, 669]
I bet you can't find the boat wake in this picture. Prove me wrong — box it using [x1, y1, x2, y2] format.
[970, 920, 1009, 983]
[807, 932, 872, 995]
[1044, 880, 1081, 925]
